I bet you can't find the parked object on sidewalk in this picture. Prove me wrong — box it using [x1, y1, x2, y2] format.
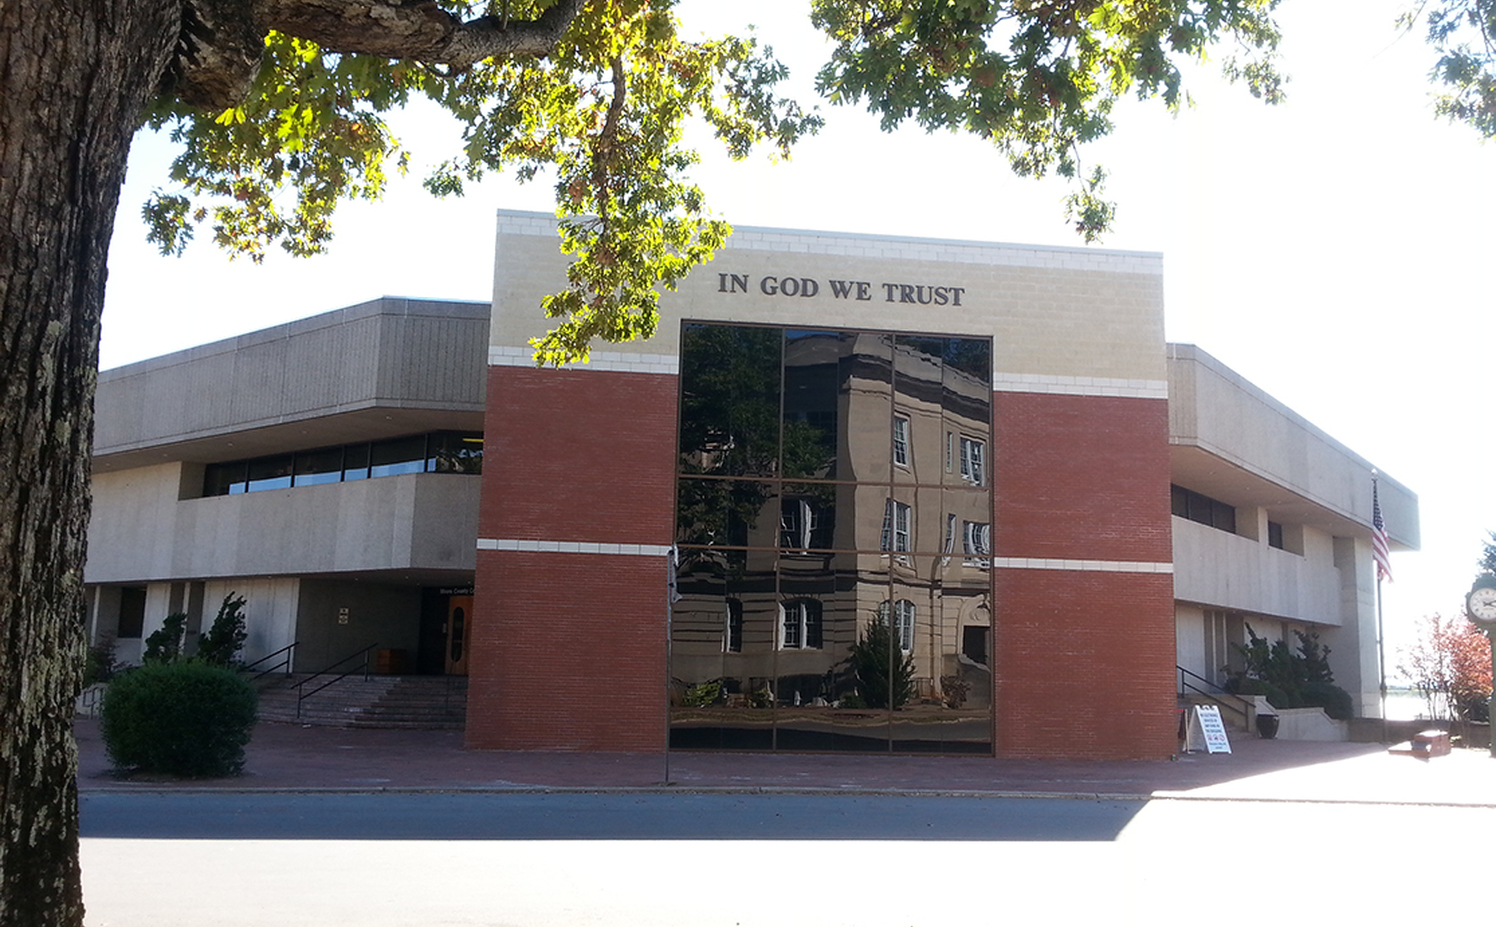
[1388, 729, 1452, 759]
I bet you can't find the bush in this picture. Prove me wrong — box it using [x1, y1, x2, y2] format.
[1229, 625, 1354, 717]
[1299, 680, 1355, 721]
[1226, 675, 1292, 710]
[101, 661, 258, 777]
[197, 593, 248, 666]
[84, 636, 119, 686]
[142, 613, 187, 664]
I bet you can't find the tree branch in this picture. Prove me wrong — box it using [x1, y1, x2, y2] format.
[255, 0, 585, 68]
[167, 0, 585, 110]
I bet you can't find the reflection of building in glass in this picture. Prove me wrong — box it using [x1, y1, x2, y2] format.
[671, 324, 994, 752]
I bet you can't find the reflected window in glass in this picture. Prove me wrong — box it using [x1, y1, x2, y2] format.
[959, 437, 985, 485]
[892, 415, 910, 468]
[780, 599, 823, 649]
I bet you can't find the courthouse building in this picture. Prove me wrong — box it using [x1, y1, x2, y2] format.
[84, 211, 1418, 760]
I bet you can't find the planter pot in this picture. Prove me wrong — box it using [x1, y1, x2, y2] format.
[1256, 714, 1280, 739]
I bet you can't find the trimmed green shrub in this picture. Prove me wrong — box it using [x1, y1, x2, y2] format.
[101, 661, 258, 777]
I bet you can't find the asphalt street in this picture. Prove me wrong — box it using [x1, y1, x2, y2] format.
[80, 791, 1146, 842]
[81, 791, 1496, 927]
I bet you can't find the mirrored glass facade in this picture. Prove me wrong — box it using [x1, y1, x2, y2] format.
[671, 323, 994, 753]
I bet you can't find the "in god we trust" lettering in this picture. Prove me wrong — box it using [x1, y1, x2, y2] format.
[717, 273, 966, 307]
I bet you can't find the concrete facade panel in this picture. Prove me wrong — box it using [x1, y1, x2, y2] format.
[1168, 344, 1417, 549]
[1171, 518, 1343, 625]
[85, 467, 481, 583]
[95, 298, 489, 458]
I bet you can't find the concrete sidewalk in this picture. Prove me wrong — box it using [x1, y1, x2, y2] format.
[74, 718, 1496, 806]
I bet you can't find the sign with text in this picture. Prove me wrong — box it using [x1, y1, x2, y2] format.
[717, 273, 968, 307]
[1185, 705, 1232, 754]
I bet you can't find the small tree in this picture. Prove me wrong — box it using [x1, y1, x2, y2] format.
[141, 613, 188, 664]
[1228, 625, 1354, 720]
[197, 594, 248, 667]
[1400, 612, 1493, 724]
[848, 616, 916, 710]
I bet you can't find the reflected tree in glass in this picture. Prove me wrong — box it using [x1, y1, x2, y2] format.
[848, 615, 915, 710]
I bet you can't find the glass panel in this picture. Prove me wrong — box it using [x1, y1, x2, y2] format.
[944, 337, 991, 388]
[293, 446, 344, 487]
[676, 479, 776, 550]
[428, 431, 484, 474]
[892, 577, 993, 754]
[935, 487, 992, 572]
[841, 332, 895, 484]
[203, 461, 247, 497]
[670, 551, 777, 751]
[783, 330, 852, 480]
[673, 324, 994, 755]
[678, 323, 782, 479]
[343, 442, 370, 481]
[369, 435, 427, 478]
[773, 554, 892, 752]
[942, 338, 992, 488]
[892, 335, 945, 485]
[246, 455, 293, 492]
[779, 482, 838, 553]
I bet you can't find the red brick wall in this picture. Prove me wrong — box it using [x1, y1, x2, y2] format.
[470, 551, 669, 751]
[478, 366, 677, 544]
[467, 366, 677, 751]
[991, 392, 1176, 759]
[467, 369, 1177, 759]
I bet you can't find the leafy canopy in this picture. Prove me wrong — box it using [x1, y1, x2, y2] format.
[136, 1, 1491, 366]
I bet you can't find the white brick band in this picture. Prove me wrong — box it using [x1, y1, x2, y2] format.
[993, 372, 1167, 400]
[476, 541, 1170, 573]
[994, 557, 1174, 574]
[488, 345, 679, 375]
[477, 538, 672, 557]
[496, 210, 1163, 277]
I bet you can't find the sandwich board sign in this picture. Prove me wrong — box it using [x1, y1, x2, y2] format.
[1184, 705, 1232, 754]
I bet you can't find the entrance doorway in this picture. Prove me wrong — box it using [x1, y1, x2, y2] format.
[445, 595, 473, 675]
[417, 586, 475, 675]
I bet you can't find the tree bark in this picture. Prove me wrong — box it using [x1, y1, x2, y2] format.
[0, 3, 179, 924]
[0, 2, 585, 922]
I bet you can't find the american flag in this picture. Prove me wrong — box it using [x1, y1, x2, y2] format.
[1372, 481, 1392, 583]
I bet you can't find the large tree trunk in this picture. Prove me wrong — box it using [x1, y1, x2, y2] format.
[0, 3, 178, 924]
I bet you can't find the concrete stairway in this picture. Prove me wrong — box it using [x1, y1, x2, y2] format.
[254, 674, 468, 730]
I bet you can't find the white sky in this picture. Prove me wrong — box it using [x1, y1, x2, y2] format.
[100, 0, 1495, 664]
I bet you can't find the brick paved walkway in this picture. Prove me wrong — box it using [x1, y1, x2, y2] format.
[73, 718, 1496, 806]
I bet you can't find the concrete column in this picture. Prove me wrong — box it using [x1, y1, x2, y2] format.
[1329, 536, 1381, 718]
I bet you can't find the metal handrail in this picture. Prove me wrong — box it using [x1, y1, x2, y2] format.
[296, 643, 379, 721]
[1177, 665, 1256, 728]
[242, 641, 299, 681]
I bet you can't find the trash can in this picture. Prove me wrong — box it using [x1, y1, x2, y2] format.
[1256, 713, 1279, 739]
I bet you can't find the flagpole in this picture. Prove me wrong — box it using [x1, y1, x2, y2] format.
[1377, 568, 1388, 745]
[1372, 473, 1388, 744]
